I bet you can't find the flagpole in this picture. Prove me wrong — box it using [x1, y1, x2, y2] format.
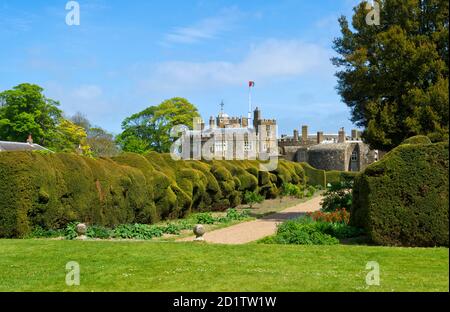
[248, 82, 252, 128]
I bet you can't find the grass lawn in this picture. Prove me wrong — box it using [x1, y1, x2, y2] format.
[0, 240, 447, 292]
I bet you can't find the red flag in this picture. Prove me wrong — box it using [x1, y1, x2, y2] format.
[249, 81, 255, 87]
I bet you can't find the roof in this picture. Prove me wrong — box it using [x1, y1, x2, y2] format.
[0, 141, 50, 152]
[308, 142, 353, 151]
[186, 127, 256, 136]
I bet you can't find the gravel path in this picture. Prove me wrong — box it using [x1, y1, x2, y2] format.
[178, 195, 323, 244]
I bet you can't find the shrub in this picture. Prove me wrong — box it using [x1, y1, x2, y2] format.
[305, 185, 316, 198]
[64, 222, 79, 240]
[161, 223, 181, 235]
[87, 225, 112, 239]
[351, 142, 449, 247]
[112, 224, 163, 240]
[327, 223, 365, 239]
[224, 208, 249, 221]
[280, 183, 302, 199]
[261, 216, 364, 245]
[0, 150, 308, 238]
[307, 209, 350, 224]
[325, 171, 357, 185]
[299, 162, 326, 187]
[244, 191, 264, 208]
[273, 219, 339, 245]
[401, 135, 432, 145]
[193, 212, 216, 225]
[25, 226, 63, 239]
[321, 182, 353, 212]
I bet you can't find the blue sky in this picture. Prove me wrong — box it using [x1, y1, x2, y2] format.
[0, 0, 362, 136]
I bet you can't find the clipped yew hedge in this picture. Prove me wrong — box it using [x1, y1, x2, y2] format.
[325, 171, 358, 185]
[351, 141, 449, 247]
[298, 162, 326, 187]
[0, 151, 307, 237]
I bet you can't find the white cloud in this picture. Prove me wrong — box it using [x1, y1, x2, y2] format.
[164, 7, 241, 44]
[140, 39, 334, 91]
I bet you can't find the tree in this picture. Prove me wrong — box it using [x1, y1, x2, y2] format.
[49, 118, 91, 155]
[70, 112, 119, 157]
[117, 97, 200, 153]
[0, 83, 62, 145]
[86, 127, 119, 157]
[70, 111, 91, 131]
[332, 0, 449, 151]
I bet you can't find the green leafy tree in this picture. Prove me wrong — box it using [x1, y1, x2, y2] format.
[117, 97, 200, 153]
[70, 112, 119, 157]
[0, 83, 62, 145]
[86, 127, 119, 157]
[333, 0, 449, 150]
[50, 118, 91, 155]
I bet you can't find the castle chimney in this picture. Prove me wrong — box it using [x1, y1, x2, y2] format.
[192, 117, 203, 131]
[293, 129, 299, 143]
[351, 129, 360, 140]
[26, 134, 33, 144]
[338, 127, 346, 143]
[317, 131, 324, 144]
[301, 125, 308, 144]
[253, 107, 261, 130]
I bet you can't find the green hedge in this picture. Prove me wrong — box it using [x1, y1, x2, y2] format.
[299, 162, 326, 187]
[325, 171, 358, 185]
[401, 135, 432, 145]
[351, 142, 449, 247]
[0, 152, 307, 237]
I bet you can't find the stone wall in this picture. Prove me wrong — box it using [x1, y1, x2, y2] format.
[307, 144, 348, 171]
[280, 141, 377, 172]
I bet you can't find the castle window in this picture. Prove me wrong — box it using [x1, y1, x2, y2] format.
[351, 151, 358, 161]
[215, 142, 227, 152]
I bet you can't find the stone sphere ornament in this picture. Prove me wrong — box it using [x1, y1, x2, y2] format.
[193, 224, 206, 241]
[76, 223, 87, 240]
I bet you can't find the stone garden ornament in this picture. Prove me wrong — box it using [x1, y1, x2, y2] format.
[193, 225, 206, 241]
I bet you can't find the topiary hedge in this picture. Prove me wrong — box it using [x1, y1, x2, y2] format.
[401, 135, 432, 145]
[325, 171, 358, 185]
[350, 142, 449, 247]
[299, 162, 326, 187]
[0, 151, 308, 237]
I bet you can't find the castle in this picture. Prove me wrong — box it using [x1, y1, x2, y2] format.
[278, 126, 378, 172]
[180, 103, 277, 160]
[180, 103, 377, 172]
